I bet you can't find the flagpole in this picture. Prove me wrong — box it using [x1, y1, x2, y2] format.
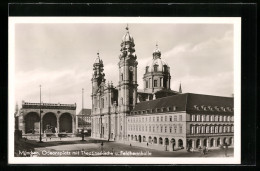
[39, 85, 43, 143]
[81, 88, 85, 141]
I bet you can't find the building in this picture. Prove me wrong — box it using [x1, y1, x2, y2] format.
[18, 101, 77, 137]
[91, 25, 234, 150]
[128, 93, 234, 151]
[76, 108, 92, 133]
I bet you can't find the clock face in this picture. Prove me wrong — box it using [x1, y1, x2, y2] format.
[129, 66, 133, 71]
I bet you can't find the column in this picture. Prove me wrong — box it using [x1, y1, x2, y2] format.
[192, 139, 195, 148]
[57, 116, 60, 134]
[200, 139, 203, 147]
[213, 139, 216, 147]
[207, 138, 210, 147]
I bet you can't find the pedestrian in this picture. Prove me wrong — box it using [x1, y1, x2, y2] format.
[130, 143, 132, 147]
[147, 142, 148, 146]
[225, 143, 228, 157]
[203, 146, 206, 155]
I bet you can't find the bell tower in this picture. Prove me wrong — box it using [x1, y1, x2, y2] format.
[117, 25, 138, 140]
[91, 52, 106, 109]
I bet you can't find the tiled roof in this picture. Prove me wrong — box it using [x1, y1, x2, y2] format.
[78, 108, 91, 116]
[131, 93, 233, 115]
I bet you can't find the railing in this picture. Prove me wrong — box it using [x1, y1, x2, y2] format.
[187, 132, 233, 137]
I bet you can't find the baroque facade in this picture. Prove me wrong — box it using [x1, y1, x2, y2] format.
[91, 26, 234, 150]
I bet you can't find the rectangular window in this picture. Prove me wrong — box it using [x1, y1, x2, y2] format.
[160, 78, 163, 87]
[165, 126, 167, 132]
[149, 78, 151, 88]
[165, 116, 167, 121]
[161, 126, 163, 132]
[174, 116, 177, 121]
[157, 117, 159, 121]
[154, 65, 158, 72]
[179, 115, 182, 121]
[169, 116, 172, 121]
[161, 116, 163, 121]
[170, 127, 172, 133]
[146, 81, 148, 88]
[154, 80, 158, 87]
[179, 126, 182, 133]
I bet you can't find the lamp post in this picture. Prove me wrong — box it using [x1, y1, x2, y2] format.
[39, 85, 43, 143]
[81, 88, 85, 141]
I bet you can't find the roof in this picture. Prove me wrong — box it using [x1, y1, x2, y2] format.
[78, 108, 92, 116]
[131, 93, 234, 115]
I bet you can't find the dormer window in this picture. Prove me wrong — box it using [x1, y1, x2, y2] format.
[215, 106, 220, 111]
[173, 106, 176, 111]
[146, 66, 149, 73]
[154, 65, 158, 72]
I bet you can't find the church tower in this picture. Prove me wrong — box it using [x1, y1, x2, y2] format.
[143, 43, 171, 94]
[117, 25, 138, 140]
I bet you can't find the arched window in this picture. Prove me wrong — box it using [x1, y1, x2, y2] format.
[201, 126, 205, 133]
[223, 126, 226, 132]
[219, 116, 223, 121]
[211, 116, 214, 122]
[154, 65, 158, 72]
[211, 126, 214, 133]
[206, 126, 209, 133]
[202, 115, 205, 121]
[170, 126, 172, 133]
[223, 116, 227, 122]
[154, 80, 158, 87]
[206, 115, 210, 121]
[231, 126, 234, 132]
[219, 126, 222, 133]
[215, 115, 218, 121]
[227, 116, 230, 122]
[197, 115, 200, 121]
[191, 126, 194, 134]
[197, 126, 200, 134]
[179, 126, 182, 133]
[215, 126, 218, 133]
[101, 98, 104, 108]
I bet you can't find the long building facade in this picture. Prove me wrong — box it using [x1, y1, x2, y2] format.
[91, 25, 234, 150]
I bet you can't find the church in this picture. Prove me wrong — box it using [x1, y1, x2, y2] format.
[91, 25, 234, 150]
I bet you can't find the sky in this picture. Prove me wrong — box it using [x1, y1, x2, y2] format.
[14, 23, 234, 113]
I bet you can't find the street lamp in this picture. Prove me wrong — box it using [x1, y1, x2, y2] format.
[81, 88, 85, 141]
[39, 85, 43, 143]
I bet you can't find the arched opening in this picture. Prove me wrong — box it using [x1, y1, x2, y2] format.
[223, 137, 227, 145]
[143, 136, 146, 142]
[111, 133, 114, 139]
[229, 137, 233, 145]
[217, 138, 221, 146]
[159, 137, 163, 145]
[149, 136, 152, 143]
[24, 112, 40, 134]
[134, 135, 137, 141]
[42, 112, 57, 133]
[131, 135, 133, 140]
[138, 135, 141, 142]
[59, 113, 72, 133]
[165, 138, 169, 146]
[187, 139, 192, 148]
[128, 135, 130, 141]
[210, 138, 214, 147]
[203, 139, 207, 147]
[171, 138, 176, 150]
[153, 137, 157, 144]
[178, 139, 183, 148]
[196, 139, 200, 148]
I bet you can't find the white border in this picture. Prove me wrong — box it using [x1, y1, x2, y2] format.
[8, 17, 241, 164]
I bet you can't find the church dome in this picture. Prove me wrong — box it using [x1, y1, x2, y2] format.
[146, 44, 169, 73]
[146, 57, 169, 72]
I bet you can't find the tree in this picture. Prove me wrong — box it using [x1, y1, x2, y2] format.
[155, 89, 179, 99]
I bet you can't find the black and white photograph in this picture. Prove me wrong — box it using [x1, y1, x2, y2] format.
[8, 17, 241, 164]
